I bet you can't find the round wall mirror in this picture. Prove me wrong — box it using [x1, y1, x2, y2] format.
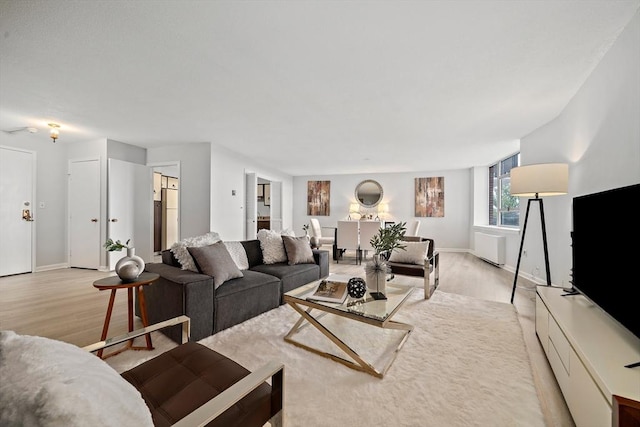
[355, 180, 383, 208]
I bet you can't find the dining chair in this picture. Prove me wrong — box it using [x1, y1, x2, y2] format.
[336, 220, 360, 264]
[358, 220, 383, 262]
[406, 220, 421, 237]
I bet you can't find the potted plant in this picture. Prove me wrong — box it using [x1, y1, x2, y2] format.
[103, 238, 131, 252]
[364, 222, 406, 299]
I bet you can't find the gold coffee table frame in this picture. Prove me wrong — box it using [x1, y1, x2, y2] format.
[283, 274, 415, 379]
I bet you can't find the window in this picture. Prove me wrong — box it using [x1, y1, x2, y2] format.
[489, 153, 520, 227]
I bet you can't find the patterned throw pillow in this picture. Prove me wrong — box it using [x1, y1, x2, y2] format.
[170, 232, 221, 271]
[388, 241, 430, 265]
[257, 229, 295, 264]
[223, 241, 250, 270]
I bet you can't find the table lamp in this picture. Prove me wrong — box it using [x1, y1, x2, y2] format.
[348, 203, 360, 220]
[509, 163, 568, 303]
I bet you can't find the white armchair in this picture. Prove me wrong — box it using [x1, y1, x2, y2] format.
[309, 218, 335, 247]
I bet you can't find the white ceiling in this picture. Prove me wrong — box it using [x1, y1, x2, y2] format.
[1, 1, 638, 176]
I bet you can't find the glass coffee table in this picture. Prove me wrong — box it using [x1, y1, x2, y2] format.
[283, 274, 415, 378]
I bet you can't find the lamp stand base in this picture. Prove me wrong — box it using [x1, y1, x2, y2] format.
[369, 292, 387, 300]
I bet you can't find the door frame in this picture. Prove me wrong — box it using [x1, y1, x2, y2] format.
[148, 161, 181, 253]
[0, 145, 36, 275]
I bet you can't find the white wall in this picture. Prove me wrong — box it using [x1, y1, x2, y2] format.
[292, 169, 471, 251]
[209, 143, 293, 241]
[517, 10, 640, 287]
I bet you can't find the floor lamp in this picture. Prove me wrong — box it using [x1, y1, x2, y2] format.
[509, 163, 568, 304]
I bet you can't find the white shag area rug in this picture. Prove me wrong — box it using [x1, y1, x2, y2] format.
[106, 290, 545, 427]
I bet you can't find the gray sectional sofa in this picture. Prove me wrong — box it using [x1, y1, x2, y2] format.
[139, 239, 329, 343]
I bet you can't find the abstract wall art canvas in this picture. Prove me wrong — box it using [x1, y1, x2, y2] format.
[415, 177, 444, 217]
[307, 181, 330, 216]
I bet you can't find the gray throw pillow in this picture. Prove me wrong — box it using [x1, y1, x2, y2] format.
[188, 241, 244, 288]
[282, 235, 315, 265]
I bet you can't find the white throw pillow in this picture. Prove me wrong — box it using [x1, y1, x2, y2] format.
[388, 241, 429, 265]
[170, 231, 221, 271]
[224, 241, 250, 270]
[257, 229, 295, 264]
[0, 331, 153, 427]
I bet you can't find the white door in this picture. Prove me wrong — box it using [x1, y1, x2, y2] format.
[0, 147, 35, 276]
[245, 172, 257, 240]
[108, 159, 152, 269]
[69, 159, 101, 269]
[270, 181, 283, 231]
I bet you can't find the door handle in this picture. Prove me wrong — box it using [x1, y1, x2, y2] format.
[110, 218, 118, 222]
[91, 218, 98, 222]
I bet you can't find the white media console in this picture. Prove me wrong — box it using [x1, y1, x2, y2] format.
[535, 286, 640, 426]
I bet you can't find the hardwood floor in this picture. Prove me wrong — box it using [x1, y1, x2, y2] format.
[0, 251, 574, 426]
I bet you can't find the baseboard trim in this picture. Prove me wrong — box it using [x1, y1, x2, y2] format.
[35, 263, 69, 272]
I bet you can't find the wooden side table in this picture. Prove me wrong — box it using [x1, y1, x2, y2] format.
[93, 272, 160, 359]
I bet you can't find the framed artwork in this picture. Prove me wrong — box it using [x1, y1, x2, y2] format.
[307, 181, 330, 216]
[415, 177, 444, 217]
[257, 184, 264, 201]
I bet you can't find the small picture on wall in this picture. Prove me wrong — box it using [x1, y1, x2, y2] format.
[415, 177, 444, 217]
[307, 180, 330, 216]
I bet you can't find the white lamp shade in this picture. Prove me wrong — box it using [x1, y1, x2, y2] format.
[510, 163, 568, 197]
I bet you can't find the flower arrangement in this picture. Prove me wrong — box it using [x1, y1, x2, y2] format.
[302, 223, 309, 233]
[103, 238, 131, 252]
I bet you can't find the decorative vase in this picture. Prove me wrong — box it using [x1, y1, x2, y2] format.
[309, 235, 320, 249]
[115, 247, 145, 282]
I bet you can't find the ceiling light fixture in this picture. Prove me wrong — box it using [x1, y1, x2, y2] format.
[48, 123, 60, 142]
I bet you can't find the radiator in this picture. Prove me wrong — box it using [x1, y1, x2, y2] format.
[474, 232, 505, 265]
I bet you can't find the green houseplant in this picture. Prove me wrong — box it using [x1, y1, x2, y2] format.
[368, 222, 407, 259]
[103, 238, 131, 252]
[364, 222, 406, 299]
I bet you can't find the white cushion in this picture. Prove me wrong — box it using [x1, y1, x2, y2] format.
[388, 241, 429, 265]
[0, 330, 153, 427]
[170, 231, 221, 271]
[224, 241, 250, 270]
[257, 228, 295, 264]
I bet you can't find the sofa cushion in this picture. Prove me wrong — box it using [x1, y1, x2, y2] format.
[0, 330, 153, 427]
[282, 235, 315, 265]
[388, 240, 429, 265]
[188, 241, 244, 288]
[171, 231, 221, 271]
[224, 241, 250, 270]
[214, 270, 281, 332]
[252, 262, 320, 300]
[257, 229, 291, 264]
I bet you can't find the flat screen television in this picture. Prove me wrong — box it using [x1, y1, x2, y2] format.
[571, 183, 640, 340]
